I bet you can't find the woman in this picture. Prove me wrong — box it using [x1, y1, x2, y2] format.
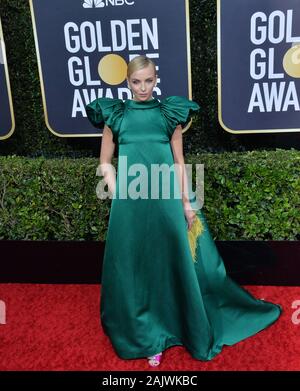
[85, 55, 282, 367]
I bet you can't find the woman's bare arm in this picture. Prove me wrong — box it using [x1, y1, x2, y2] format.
[99, 125, 117, 196]
[170, 124, 191, 206]
[170, 124, 196, 229]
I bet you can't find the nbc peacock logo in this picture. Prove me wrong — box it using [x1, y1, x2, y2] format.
[83, 0, 105, 8]
[82, 0, 135, 8]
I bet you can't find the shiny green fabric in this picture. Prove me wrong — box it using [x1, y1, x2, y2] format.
[86, 96, 282, 360]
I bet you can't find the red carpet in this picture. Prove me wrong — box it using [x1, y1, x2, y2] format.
[0, 283, 298, 371]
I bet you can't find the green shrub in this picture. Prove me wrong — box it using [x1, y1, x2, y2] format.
[0, 149, 299, 241]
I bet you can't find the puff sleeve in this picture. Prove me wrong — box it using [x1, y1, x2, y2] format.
[160, 96, 200, 138]
[85, 97, 124, 143]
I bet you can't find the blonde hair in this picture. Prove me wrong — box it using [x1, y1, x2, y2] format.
[127, 55, 157, 79]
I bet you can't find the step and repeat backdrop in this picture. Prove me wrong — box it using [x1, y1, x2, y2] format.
[30, 0, 192, 137]
[218, 0, 300, 134]
[0, 17, 15, 140]
[1, 0, 300, 140]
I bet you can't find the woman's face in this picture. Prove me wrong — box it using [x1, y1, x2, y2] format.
[127, 64, 157, 101]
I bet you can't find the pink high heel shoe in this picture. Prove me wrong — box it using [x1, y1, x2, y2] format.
[147, 352, 163, 367]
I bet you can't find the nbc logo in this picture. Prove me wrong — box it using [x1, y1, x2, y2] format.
[82, 0, 134, 8]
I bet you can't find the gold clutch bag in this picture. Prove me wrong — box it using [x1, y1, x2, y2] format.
[187, 214, 205, 262]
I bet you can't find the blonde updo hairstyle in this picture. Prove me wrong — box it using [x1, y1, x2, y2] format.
[127, 55, 157, 80]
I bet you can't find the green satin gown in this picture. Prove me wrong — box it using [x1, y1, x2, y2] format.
[85, 96, 282, 361]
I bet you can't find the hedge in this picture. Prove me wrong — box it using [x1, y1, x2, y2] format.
[0, 148, 299, 241]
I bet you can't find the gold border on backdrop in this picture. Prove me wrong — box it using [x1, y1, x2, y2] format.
[217, 0, 300, 134]
[0, 17, 15, 140]
[29, 0, 194, 138]
[183, 0, 194, 134]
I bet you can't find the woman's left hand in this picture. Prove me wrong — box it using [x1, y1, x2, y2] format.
[183, 202, 196, 230]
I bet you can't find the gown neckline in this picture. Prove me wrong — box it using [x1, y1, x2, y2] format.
[125, 97, 160, 109]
